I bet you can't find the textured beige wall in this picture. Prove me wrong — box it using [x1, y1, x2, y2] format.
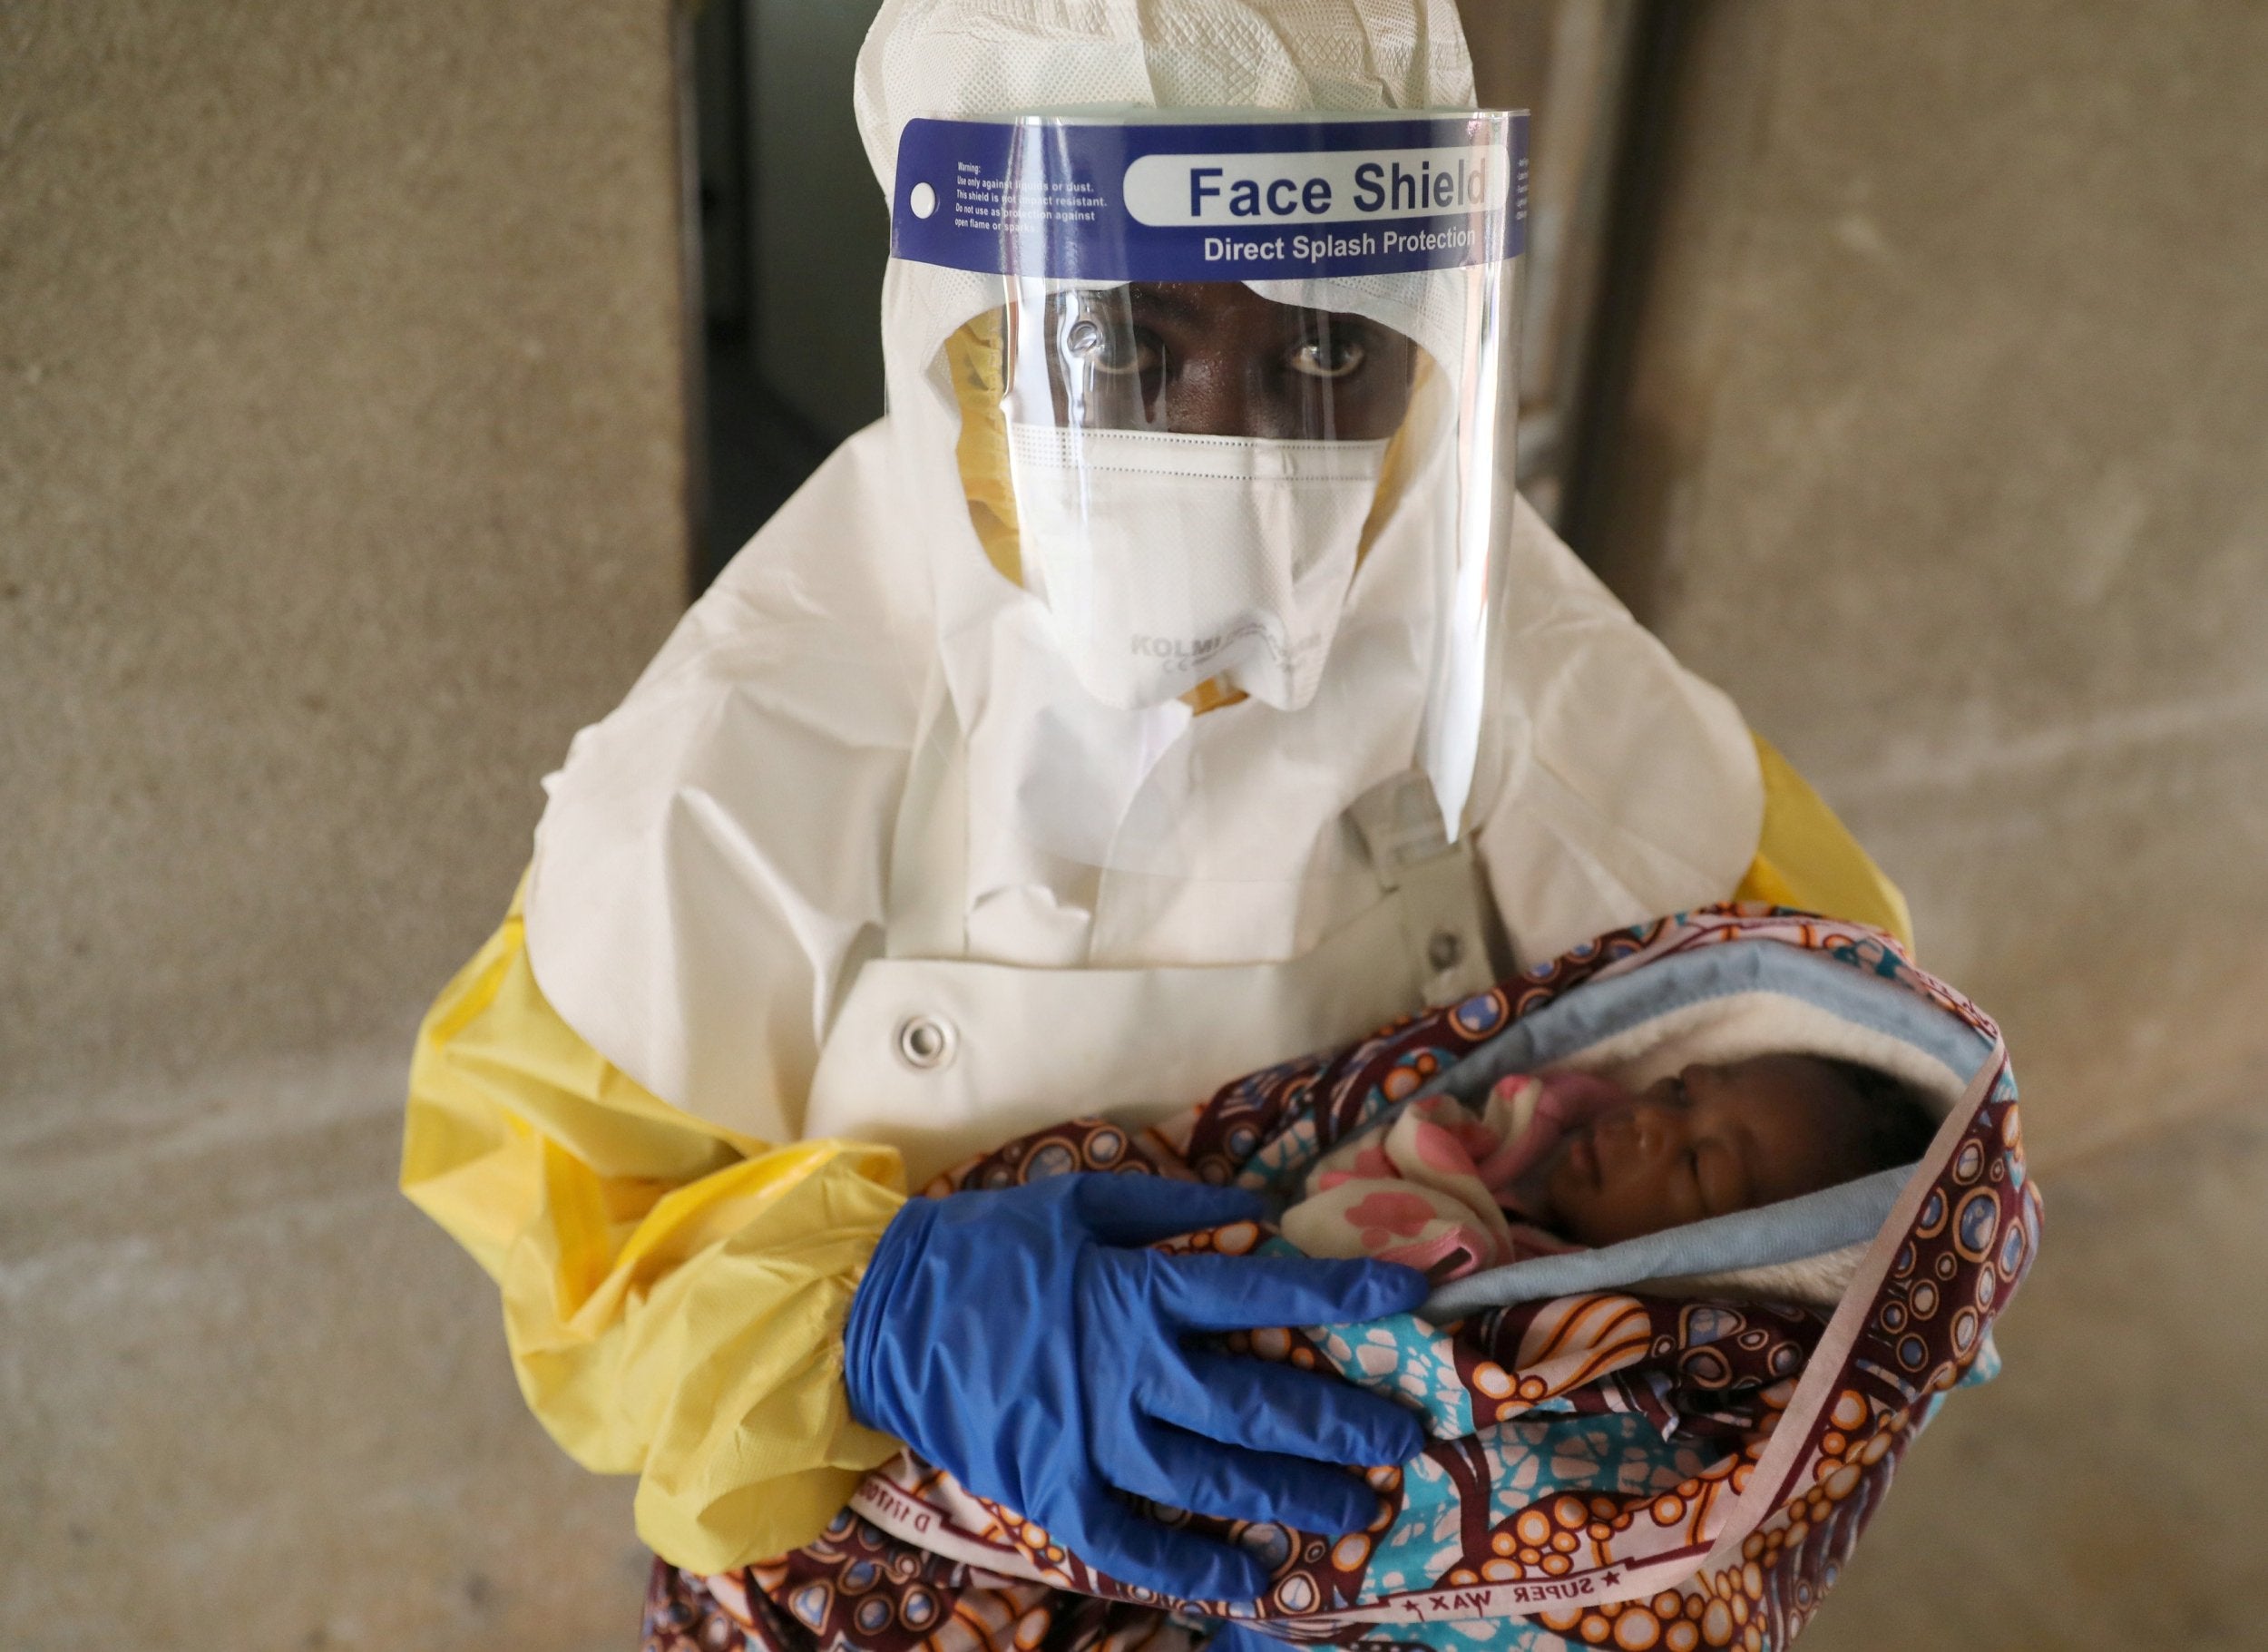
[1800, 1093, 2268, 1651]
[1588, 3, 2268, 1646]
[0, 2, 687, 1646]
[1592, 0, 2268, 1171]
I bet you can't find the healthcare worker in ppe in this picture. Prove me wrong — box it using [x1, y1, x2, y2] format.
[402, 0, 1911, 1612]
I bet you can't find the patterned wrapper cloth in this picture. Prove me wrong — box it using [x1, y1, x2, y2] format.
[645, 907, 2039, 1652]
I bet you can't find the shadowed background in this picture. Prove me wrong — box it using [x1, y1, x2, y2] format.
[4, 3, 2263, 1647]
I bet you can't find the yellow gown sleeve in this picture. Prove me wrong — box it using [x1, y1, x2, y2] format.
[401, 888, 909, 1572]
[1734, 733, 1914, 950]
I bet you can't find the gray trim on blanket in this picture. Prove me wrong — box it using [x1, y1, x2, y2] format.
[1420, 1165, 1909, 1320]
[1409, 943, 1993, 1109]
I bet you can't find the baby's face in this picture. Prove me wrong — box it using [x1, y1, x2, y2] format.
[1541, 1055, 1877, 1247]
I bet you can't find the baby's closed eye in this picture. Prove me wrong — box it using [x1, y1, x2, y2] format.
[1689, 1139, 1752, 1215]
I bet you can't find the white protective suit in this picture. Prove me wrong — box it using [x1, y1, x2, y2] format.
[524, 0, 1759, 1179]
[403, 0, 1902, 1578]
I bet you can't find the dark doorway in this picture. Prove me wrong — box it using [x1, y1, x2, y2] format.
[687, 0, 889, 591]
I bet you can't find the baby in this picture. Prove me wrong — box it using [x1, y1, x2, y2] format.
[1281, 1054, 1939, 1282]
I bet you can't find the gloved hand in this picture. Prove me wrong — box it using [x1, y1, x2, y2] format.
[841, 1173, 1427, 1603]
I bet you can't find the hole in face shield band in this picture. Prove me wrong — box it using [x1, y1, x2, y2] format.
[1008, 423, 1392, 711]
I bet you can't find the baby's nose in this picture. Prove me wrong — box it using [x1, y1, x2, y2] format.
[1628, 1100, 1687, 1157]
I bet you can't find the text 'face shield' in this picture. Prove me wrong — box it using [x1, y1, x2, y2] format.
[889, 112, 1526, 889]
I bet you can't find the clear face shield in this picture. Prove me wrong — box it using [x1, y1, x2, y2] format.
[887, 112, 1527, 897]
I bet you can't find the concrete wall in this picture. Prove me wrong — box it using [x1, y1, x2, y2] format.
[0, 3, 688, 1646]
[1588, 4, 2268, 1647]
[1591, 0, 2268, 1174]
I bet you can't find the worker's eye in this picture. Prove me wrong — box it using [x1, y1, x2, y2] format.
[1287, 330, 1367, 380]
[1058, 310, 1155, 377]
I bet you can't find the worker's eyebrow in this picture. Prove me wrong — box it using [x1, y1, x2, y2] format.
[1124, 283, 1215, 325]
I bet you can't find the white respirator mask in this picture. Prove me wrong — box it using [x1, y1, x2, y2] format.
[1006, 421, 1389, 711]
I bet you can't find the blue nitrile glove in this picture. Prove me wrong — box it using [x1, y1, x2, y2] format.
[841, 1173, 1427, 1603]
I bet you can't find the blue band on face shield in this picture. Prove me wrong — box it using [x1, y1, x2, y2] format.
[891, 112, 1526, 281]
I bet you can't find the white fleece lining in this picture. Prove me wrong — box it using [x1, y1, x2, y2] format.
[1545, 990, 1969, 1117]
[1639, 1244, 1872, 1310]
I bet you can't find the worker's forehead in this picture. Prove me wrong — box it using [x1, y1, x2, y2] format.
[1122, 282, 1276, 318]
[1066, 282, 1374, 331]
